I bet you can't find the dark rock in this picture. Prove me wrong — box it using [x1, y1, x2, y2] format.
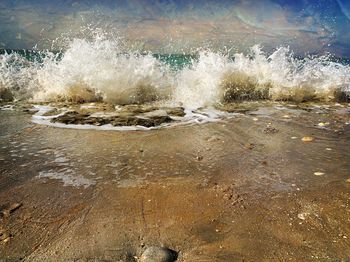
[221, 73, 270, 102]
[51, 111, 91, 125]
[0, 88, 13, 102]
[83, 117, 111, 126]
[51, 110, 173, 127]
[165, 107, 186, 117]
[123, 105, 157, 114]
[110, 116, 151, 127]
[149, 115, 173, 126]
[140, 246, 178, 262]
[110, 115, 172, 127]
[334, 90, 350, 102]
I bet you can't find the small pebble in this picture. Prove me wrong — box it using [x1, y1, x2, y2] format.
[314, 172, 325, 176]
[318, 122, 329, 127]
[2, 237, 10, 244]
[302, 136, 314, 142]
[297, 213, 309, 220]
[196, 155, 203, 161]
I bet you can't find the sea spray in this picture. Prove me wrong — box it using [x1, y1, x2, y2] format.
[174, 51, 230, 108]
[34, 36, 173, 104]
[0, 35, 349, 106]
[175, 45, 350, 107]
[0, 51, 37, 101]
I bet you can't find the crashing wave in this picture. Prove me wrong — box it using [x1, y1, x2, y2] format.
[175, 46, 350, 107]
[1, 36, 349, 107]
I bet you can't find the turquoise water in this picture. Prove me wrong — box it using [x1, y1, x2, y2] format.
[2, 49, 350, 69]
[0, 49, 195, 69]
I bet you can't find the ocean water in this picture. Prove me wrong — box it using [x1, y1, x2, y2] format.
[1, 36, 350, 108]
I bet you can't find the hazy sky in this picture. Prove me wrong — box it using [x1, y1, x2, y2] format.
[1, 0, 350, 56]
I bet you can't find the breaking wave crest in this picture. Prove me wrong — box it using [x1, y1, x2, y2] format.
[174, 47, 350, 107]
[1, 35, 349, 108]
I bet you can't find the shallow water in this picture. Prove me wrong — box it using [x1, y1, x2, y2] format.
[1, 101, 349, 190]
[0, 101, 350, 260]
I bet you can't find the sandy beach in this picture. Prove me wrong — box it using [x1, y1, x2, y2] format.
[0, 102, 349, 261]
[2, 1, 350, 261]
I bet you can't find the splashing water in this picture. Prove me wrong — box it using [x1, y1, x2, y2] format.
[1, 35, 350, 108]
[175, 46, 350, 107]
[35, 37, 174, 104]
[0, 51, 38, 101]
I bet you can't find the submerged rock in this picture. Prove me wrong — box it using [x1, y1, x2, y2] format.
[51, 110, 173, 127]
[165, 107, 186, 117]
[110, 115, 172, 127]
[149, 115, 173, 126]
[51, 111, 91, 125]
[140, 246, 178, 262]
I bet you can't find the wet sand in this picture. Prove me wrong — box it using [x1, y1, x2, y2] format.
[0, 102, 350, 261]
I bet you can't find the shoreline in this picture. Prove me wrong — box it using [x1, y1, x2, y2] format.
[0, 102, 349, 261]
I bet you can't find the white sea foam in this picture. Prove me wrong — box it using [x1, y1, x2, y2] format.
[0, 104, 14, 110]
[33, 37, 173, 104]
[1, 34, 349, 108]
